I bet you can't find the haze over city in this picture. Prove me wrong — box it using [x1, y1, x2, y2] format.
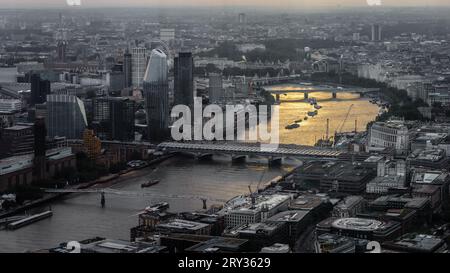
[0, 0, 450, 9]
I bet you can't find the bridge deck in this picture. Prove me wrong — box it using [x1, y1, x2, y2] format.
[158, 142, 343, 158]
[266, 88, 379, 93]
[44, 188, 227, 203]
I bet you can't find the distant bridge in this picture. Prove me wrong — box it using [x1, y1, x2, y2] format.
[247, 75, 302, 86]
[265, 85, 380, 100]
[157, 142, 343, 165]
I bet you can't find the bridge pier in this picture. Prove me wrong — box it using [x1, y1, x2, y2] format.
[332, 92, 337, 99]
[304, 93, 309, 99]
[275, 94, 280, 103]
[232, 154, 246, 163]
[268, 156, 282, 167]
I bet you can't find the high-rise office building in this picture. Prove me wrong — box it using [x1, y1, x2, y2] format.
[174, 52, 194, 107]
[46, 94, 88, 139]
[123, 48, 132, 88]
[238, 13, 247, 24]
[143, 49, 169, 142]
[56, 12, 68, 63]
[131, 47, 148, 88]
[107, 71, 125, 93]
[30, 74, 50, 106]
[92, 97, 135, 141]
[57, 40, 67, 62]
[208, 74, 223, 104]
[371, 24, 382, 42]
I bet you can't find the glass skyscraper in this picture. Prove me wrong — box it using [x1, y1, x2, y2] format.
[174, 52, 194, 107]
[46, 94, 88, 139]
[143, 49, 169, 142]
[131, 47, 148, 88]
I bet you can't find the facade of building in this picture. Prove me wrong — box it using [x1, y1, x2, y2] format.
[131, 47, 148, 88]
[46, 94, 88, 139]
[0, 99, 22, 112]
[174, 52, 194, 107]
[208, 73, 223, 104]
[221, 194, 292, 228]
[0, 124, 34, 158]
[30, 73, 50, 106]
[368, 119, 410, 154]
[123, 49, 132, 88]
[92, 97, 135, 141]
[371, 24, 382, 42]
[0, 147, 76, 191]
[83, 129, 101, 160]
[332, 196, 365, 218]
[160, 28, 175, 42]
[143, 49, 169, 142]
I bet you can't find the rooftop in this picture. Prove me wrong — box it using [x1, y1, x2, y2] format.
[331, 217, 385, 232]
[289, 193, 327, 211]
[335, 196, 364, 210]
[412, 170, 448, 185]
[156, 219, 209, 231]
[221, 193, 291, 215]
[383, 234, 446, 253]
[81, 239, 164, 253]
[409, 149, 446, 162]
[267, 210, 310, 223]
[185, 237, 248, 253]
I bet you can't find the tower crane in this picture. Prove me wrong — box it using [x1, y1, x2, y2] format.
[336, 104, 354, 134]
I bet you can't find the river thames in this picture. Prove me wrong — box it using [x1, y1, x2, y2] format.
[0, 86, 380, 253]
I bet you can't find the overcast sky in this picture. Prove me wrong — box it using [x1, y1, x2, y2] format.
[0, 0, 449, 9]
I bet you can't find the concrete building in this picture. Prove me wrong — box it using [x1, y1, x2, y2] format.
[316, 217, 401, 242]
[221, 194, 292, 228]
[155, 219, 211, 235]
[368, 119, 410, 155]
[267, 210, 312, 244]
[224, 221, 287, 251]
[408, 149, 448, 170]
[319, 162, 375, 194]
[365, 158, 407, 194]
[0, 99, 22, 112]
[382, 234, 448, 253]
[0, 124, 34, 158]
[260, 243, 290, 253]
[0, 147, 76, 191]
[411, 169, 450, 213]
[332, 196, 365, 218]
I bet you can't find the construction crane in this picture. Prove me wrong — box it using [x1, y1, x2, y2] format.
[336, 104, 354, 134]
[248, 169, 266, 209]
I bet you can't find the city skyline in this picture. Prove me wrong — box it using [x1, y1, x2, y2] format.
[1, 0, 450, 9]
